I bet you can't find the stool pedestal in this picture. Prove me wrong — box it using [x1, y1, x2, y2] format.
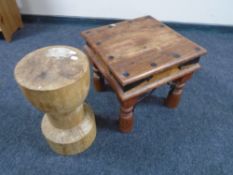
[15, 46, 96, 155]
[41, 103, 96, 155]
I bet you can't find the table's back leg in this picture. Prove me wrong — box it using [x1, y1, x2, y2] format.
[93, 64, 106, 91]
[165, 73, 193, 108]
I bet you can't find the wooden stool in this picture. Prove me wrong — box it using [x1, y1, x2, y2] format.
[14, 46, 96, 155]
[81, 16, 207, 133]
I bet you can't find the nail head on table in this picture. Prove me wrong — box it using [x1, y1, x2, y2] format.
[150, 62, 157, 67]
[96, 41, 101, 45]
[171, 52, 181, 58]
[122, 71, 130, 77]
[108, 55, 114, 60]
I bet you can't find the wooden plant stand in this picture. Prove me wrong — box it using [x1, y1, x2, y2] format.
[81, 16, 207, 133]
[14, 46, 96, 155]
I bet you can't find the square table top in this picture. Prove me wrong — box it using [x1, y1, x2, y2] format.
[81, 16, 207, 86]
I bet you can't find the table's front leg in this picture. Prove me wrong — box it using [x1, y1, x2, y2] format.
[165, 73, 193, 108]
[119, 97, 138, 133]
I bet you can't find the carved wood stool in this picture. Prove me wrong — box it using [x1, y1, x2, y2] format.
[14, 46, 96, 155]
[81, 16, 207, 133]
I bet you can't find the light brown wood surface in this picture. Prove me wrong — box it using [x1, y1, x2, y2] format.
[15, 46, 88, 91]
[15, 46, 96, 155]
[42, 103, 96, 155]
[81, 16, 206, 86]
[0, 0, 23, 42]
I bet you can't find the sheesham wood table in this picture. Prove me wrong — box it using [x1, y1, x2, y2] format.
[14, 46, 96, 155]
[81, 16, 207, 133]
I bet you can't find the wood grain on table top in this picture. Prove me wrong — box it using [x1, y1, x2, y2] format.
[81, 16, 207, 86]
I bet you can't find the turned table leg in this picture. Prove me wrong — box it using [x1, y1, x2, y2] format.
[165, 73, 193, 108]
[93, 64, 106, 91]
[119, 97, 138, 133]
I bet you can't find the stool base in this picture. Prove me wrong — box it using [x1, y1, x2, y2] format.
[41, 104, 96, 155]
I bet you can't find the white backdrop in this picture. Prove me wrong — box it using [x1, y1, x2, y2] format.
[17, 0, 233, 26]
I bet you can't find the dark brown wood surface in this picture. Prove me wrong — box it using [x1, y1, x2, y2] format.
[81, 16, 206, 86]
[84, 45, 200, 101]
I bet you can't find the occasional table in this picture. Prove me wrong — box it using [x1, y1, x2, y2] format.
[81, 16, 207, 133]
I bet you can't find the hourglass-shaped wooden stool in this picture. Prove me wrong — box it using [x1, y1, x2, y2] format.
[14, 46, 96, 155]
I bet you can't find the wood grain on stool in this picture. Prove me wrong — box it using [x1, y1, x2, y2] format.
[14, 46, 96, 155]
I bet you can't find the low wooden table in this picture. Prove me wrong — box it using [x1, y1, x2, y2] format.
[81, 16, 207, 133]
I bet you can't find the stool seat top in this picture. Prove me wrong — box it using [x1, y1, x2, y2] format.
[14, 46, 89, 91]
[81, 16, 207, 86]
